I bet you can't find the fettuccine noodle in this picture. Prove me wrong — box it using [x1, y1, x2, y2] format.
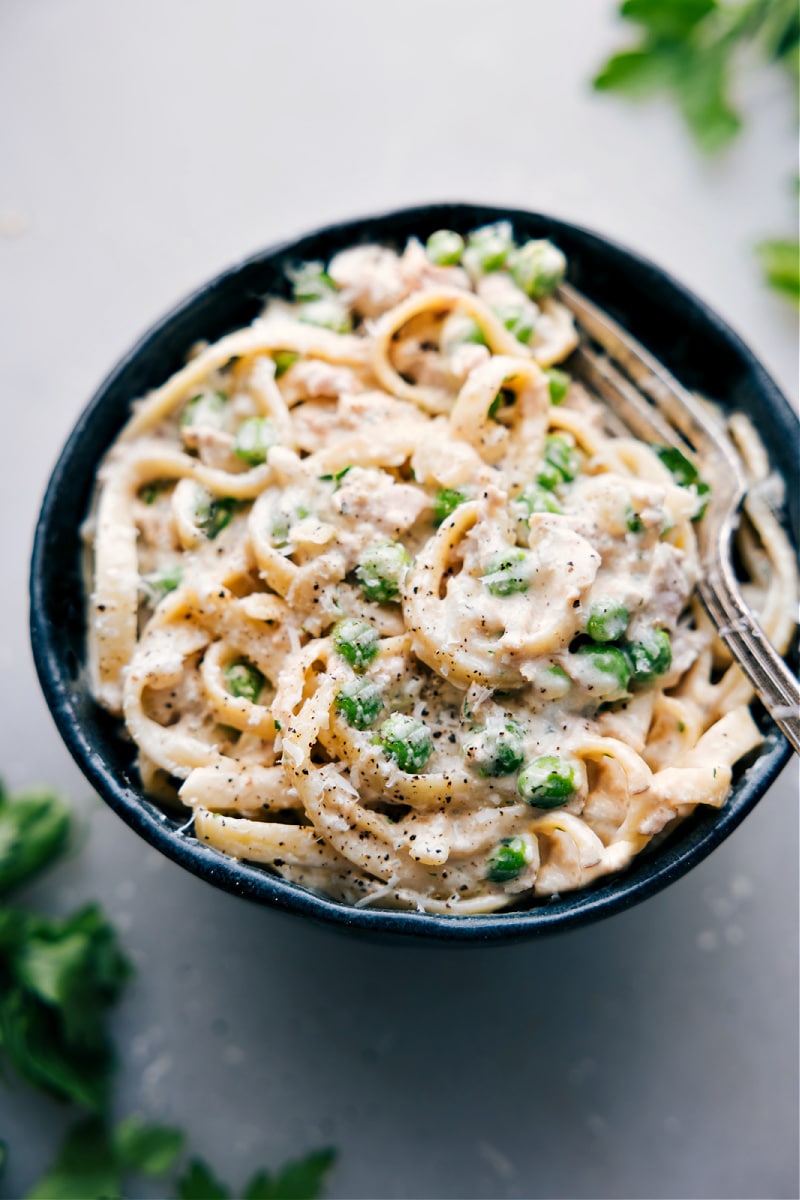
[85, 223, 798, 912]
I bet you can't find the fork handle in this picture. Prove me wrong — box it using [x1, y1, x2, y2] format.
[699, 576, 800, 754]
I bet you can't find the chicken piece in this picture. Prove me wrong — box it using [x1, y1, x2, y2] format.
[477, 271, 539, 316]
[660, 621, 709, 688]
[596, 693, 654, 753]
[398, 238, 471, 293]
[449, 341, 492, 381]
[134, 499, 178, 556]
[332, 468, 428, 538]
[181, 426, 238, 471]
[390, 338, 455, 391]
[328, 240, 472, 322]
[338, 389, 425, 428]
[635, 542, 696, 635]
[290, 401, 352, 453]
[279, 359, 361, 404]
[328, 245, 408, 318]
[411, 430, 493, 490]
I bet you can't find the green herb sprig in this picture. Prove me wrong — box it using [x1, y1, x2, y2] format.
[176, 1148, 337, 1200]
[28, 1116, 184, 1200]
[594, 0, 799, 303]
[0, 902, 130, 1111]
[0, 779, 337, 1200]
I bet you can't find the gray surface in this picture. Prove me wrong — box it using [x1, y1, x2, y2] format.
[1, 2, 798, 1198]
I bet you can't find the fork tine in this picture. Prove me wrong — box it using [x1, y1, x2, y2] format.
[571, 344, 691, 451]
[558, 280, 799, 754]
[559, 281, 746, 489]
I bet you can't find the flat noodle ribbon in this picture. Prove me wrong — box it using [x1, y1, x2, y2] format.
[86, 231, 797, 913]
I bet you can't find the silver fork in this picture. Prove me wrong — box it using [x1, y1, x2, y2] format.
[557, 281, 800, 755]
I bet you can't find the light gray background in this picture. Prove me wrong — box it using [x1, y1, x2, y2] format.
[1, 3, 798, 1198]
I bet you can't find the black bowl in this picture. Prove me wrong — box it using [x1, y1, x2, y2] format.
[30, 203, 799, 942]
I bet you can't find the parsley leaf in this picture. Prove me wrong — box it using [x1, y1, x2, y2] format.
[0, 905, 130, 1109]
[249, 1147, 338, 1200]
[756, 239, 800, 305]
[594, 0, 799, 302]
[174, 1148, 337, 1200]
[113, 1115, 185, 1175]
[0, 782, 71, 895]
[674, 41, 741, 151]
[2, 775, 338, 1200]
[29, 1116, 184, 1199]
[760, 0, 800, 64]
[619, 0, 717, 41]
[176, 1158, 231, 1199]
[27, 1119, 121, 1200]
[593, 45, 682, 95]
[592, 0, 797, 153]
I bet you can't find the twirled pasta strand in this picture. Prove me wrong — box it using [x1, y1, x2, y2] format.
[86, 232, 797, 913]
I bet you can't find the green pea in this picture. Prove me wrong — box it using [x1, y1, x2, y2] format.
[626, 507, 644, 534]
[652, 444, 711, 520]
[234, 417, 276, 466]
[482, 548, 534, 596]
[462, 721, 525, 777]
[509, 239, 567, 298]
[140, 563, 183, 605]
[535, 461, 565, 492]
[355, 541, 410, 603]
[180, 389, 227, 430]
[534, 663, 572, 701]
[440, 313, 487, 353]
[464, 222, 513, 274]
[425, 229, 465, 265]
[487, 836, 533, 882]
[290, 260, 337, 303]
[224, 660, 265, 703]
[376, 712, 433, 773]
[335, 678, 383, 730]
[515, 484, 563, 517]
[625, 628, 672, 682]
[586, 600, 630, 643]
[543, 435, 580, 482]
[432, 488, 468, 525]
[493, 304, 535, 345]
[513, 486, 561, 544]
[273, 350, 299, 378]
[332, 618, 379, 671]
[299, 297, 353, 334]
[518, 755, 577, 808]
[545, 368, 571, 405]
[575, 643, 631, 699]
[195, 491, 240, 539]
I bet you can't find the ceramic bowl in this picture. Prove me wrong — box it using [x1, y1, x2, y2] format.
[30, 203, 799, 941]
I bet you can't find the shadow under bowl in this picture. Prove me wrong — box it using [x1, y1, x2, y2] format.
[29, 203, 799, 942]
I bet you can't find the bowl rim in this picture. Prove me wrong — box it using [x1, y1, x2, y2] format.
[29, 201, 796, 942]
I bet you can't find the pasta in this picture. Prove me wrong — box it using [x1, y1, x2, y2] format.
[85, 222, 798, 914]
